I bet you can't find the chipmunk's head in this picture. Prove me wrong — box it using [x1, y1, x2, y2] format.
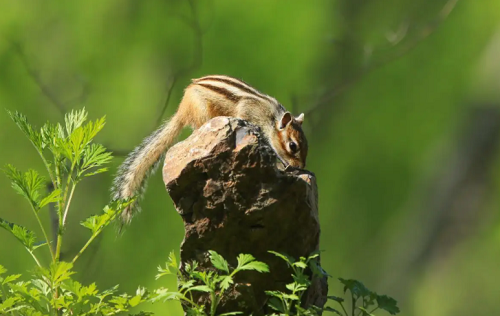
[276, 112, 308, 168]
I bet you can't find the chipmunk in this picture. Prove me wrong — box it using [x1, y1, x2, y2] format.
[112, 75, 308, 224]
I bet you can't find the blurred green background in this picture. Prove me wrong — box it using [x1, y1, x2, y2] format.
[1, 0, 500, 315]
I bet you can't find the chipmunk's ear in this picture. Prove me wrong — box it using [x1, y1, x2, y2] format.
[296, 113, 304, 125]
[279, 112, 293, 130]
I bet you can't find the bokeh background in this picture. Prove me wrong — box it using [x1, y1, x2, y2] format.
[1, 0, 500, 315]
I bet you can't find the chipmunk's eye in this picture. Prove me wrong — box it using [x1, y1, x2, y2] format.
[288, 141, 298, 154]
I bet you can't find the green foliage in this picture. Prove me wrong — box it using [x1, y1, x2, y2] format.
[0, 109, 149, 315]
[265, 252, 400, 316]
[154, 250, 270, 316]
[0, 264, 152, 316]
[266, 251, 324, 316]
[0, 109, 400, 315]
[325, 279, 400, 316]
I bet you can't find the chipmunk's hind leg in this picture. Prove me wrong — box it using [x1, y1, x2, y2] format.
[178, 86, 212, 129]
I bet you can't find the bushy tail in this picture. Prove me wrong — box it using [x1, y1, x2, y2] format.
[112, 113, 185, 225]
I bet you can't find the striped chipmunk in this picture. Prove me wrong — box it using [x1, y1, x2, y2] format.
[112, 75, 308, 224]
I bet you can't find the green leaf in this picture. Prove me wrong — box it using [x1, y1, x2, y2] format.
[268, 251, 295, 265]
[339, 278, 371, 297]
[236, 253, 255, 267]
[64, 108, 88, 135]
[237, 261, 269, 273]
[376, 295, 400, 315]
[81, 202, 128, 235]
[188, 285, 212, 293]
[293, 261, 308, 269]
[0, 218, 37, 250]
[219, 312, 244, 315]
[2, 274, 21, 285]
[265, 290, 284, 299]
[324, 306, 343, 315]
[219, 275, 234, 291]
[167, 251, 178, 269]
[0, 296, 22, 312]
[327, 295, 344, 303]
[129, 295, 143, 307]
[4, 165, 45, 210]
[208, 250, 229, 273]
[50, 261, 75, 286]
[39, 188, 61, 208]
[266, 296, 285, 313]
[0, 265, 6, 275]
[7, 110, 44, 151]
[281, 293, 299, 301]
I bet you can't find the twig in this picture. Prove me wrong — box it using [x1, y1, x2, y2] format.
[154, 0, 206, 127]
[305, 0, 460, 115]
[10, 41, 67, 115]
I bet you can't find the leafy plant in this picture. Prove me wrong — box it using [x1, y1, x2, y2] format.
[265, 251, 326, 316]
[0, 109, 400, 316]
[0, 108, 150, 315]
[326, 279, 400, 316]
[153, 250, 270, 316]
[265, 252, 400, 316]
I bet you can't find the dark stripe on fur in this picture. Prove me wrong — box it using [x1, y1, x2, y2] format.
[197, 76, 274, 103]
[197, 83, 242, 102]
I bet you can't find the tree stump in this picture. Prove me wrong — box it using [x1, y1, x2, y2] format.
[162, 117, 326, 315]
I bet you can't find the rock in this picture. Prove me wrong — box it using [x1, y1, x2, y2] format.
[163, 117, 326, 315]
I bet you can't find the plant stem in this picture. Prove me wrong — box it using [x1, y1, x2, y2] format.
[368, 307, 379, 314]
[55, 233, 63, 262]
[27, 250, 42, 267]
[62, 183, 76, 226]
[30, 204, 55, 262]
[338, 302, 349, 316]
[72, 233, 95, 264]
[36, 150, 56, 186]
[351, 293, 355, 316]
[210, 290, 217, 316]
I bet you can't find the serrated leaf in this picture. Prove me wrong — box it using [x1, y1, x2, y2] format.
[39, 188, 61, 208]
[268, 251, 295, 265]
[219, 275, 234, 291]
[50, 261, 75, 286]
[7, 110, 44, 151]
[187, 285, 212, 293]
[339, 278, 371, 297]
[376, 294, 400, 315]
[81, 204, 118, 235]
[0, 265, 6, 275]
[237, 260, 269, 273]
[293, 261, 308, 269]
[236, 253, 255, 268]
[208, 250, 229, 273]
[0, 296, 21, 311]
[0, 218, 37, 250]
[4, 165, 45, 210]
[65, 108, 88, 135]
[168, 251, 178, 269]
[2, 274, 21, 285]
[80, 144, 112, 176]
